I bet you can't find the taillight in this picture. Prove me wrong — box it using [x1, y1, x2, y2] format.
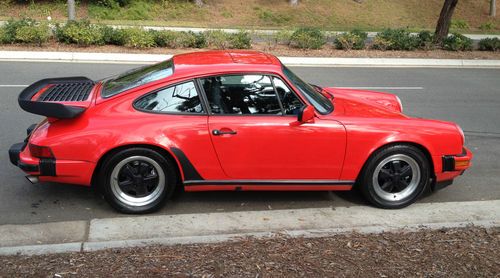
[29, 144, 54, 159]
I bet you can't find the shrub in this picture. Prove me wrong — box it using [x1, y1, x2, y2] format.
[14, 22, 50, 46]
[152, 30, 205, 48]
[478, 37, 500, 51]
[55, 21, 105, 46]
[228, 30, 251, 49]
[122, 27, 156, 48]
[92, 0, 130, 8]
[205, 30, 230, 49]
[0, 27, 8, 44]
[417, 30, 435, 50]
[442, 33, 473, 51]
[334, 30, 367, 50]
[101, 26, 126, 46]
[289, 27, 326, 49]
[372, 28, 419, 51]
[2, 18, 36, 43]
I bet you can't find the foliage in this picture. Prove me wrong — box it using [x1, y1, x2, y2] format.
[100, 26, 126, 46]
[371, 29, 419, 51]
[55, 20, 105, 46]
[416, 30, 435, 50]
[2, 18, 36, 43]
[450, 19, 469, 30]
[228, 30, 251, 49]
[91, 0, 131, 8]
[479, 22, 495, 31]
[14, 22, 50, 46]
[478, 37, 500, 51]
[0, 26, 8, 44]
[254, 7, 292, 25]
[289, 27, 326, 49]
[442, 33, 473, 51]
[204, 30, 251, 49]
[334, 30, 367, 50]
[89, 0, 153, 20]
[122, 27, 156, 48]
[152, 30, 206, 48]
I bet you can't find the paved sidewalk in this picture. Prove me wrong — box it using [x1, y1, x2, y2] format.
[1, 200, 498, 256]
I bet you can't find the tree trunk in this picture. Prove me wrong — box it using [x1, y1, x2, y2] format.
[67, 0, 76, 21]
[194, 0, 204, 7]
[290, 0, 299, 6]
[491, 0, 496, 17]
[434, 0, 459, 43]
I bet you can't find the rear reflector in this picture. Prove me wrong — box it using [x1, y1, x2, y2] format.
[29, 144, 54, 159]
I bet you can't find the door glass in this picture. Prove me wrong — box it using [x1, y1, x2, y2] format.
[273, 77, 303, 115]
[134, 81, 204, 113]
[200, 75, 281, 115]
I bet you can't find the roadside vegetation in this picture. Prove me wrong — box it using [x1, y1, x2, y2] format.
[0, 0, 498, 33]
[0, 18, 497, 53]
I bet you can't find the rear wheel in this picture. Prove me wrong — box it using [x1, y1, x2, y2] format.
[99, 148, 177, 213]
[359, 144, 430, 209]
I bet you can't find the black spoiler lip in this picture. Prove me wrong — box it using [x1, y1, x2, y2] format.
[18, 76, 94, 119]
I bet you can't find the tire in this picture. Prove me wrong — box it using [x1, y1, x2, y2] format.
[98, 147, 177, 214]
[359, 144, 430, 209]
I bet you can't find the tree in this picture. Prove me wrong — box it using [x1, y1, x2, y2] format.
[68, 0, 76, 21]
[491, 0, 496, 17]
[434, 0, 459, 43]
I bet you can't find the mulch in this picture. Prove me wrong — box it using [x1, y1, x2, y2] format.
[1, 226, 499, 277]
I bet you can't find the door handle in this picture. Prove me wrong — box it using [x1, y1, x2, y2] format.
[212, 129, 237, 136]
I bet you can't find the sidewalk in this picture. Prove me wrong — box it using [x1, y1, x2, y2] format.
[1, 50, 500, 67]
[1, 200, 498, 256]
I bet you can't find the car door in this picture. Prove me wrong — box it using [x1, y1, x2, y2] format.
[199, 74, 346, 180]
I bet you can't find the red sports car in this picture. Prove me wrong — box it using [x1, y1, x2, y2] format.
[9, 50, 472, 213]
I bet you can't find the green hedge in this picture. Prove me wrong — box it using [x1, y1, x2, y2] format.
[372, 28, 419, 51]
[289, 27, 326, 49]
[478, 37, 499, 51]
[442, 33, 473, 51]
[334, 30, 367, 50]
[55, 20, 105, 46]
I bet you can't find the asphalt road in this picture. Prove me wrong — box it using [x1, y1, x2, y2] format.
[0, 61, 499, 225]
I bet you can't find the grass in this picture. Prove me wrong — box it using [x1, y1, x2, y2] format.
[0, 0, 498, 33]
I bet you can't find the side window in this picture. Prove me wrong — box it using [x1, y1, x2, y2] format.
[273, 77, 303, 115]
[200, 75, 281, 115]
[134, 81, 204, 113]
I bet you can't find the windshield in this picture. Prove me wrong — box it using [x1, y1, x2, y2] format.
[101, 60, 174, 98]
[282, 65, 333, 114]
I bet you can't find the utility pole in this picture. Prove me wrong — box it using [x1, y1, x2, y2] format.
[68, 0, 76, 21]
[491, 0, 496, 17]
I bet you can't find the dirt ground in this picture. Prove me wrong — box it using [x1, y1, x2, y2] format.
[1, 226, 498, 277]
[1, 42, 500, 60]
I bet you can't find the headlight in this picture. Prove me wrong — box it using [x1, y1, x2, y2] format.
[456, 124, 465, 145]
[395, 96, 403, 113]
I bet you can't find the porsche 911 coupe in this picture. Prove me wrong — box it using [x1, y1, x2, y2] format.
[9, 50, 472, 213]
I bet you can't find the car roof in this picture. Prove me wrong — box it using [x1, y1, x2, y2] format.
[171, 50, 283, 78]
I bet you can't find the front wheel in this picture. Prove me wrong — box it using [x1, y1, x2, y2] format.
[359, 144, 431, 209]
[99, 148, 177, 213]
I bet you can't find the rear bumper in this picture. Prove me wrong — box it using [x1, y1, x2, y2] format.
[9, 142, 56, 176]
[432, 146, 473, 191]
[9, 124, 95, 186]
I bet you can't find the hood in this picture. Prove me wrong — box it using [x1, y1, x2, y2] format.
[324, 87, 406, 118]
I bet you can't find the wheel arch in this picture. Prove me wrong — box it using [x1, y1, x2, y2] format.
[355, 141, 435, 184]
[90, 143, 183, 188]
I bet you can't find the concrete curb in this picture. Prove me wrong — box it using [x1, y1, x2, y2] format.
[0, 200, 498, 256]
[1, 51, 499, 67]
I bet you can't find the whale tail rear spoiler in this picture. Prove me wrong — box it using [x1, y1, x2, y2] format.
[18, 76, 96, 119]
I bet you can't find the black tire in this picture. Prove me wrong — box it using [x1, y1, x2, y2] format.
[359, 144, 430, 209]
[98, 147, 177, 214]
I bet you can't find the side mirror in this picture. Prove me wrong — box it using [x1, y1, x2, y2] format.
[290, 105, 315, 126]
